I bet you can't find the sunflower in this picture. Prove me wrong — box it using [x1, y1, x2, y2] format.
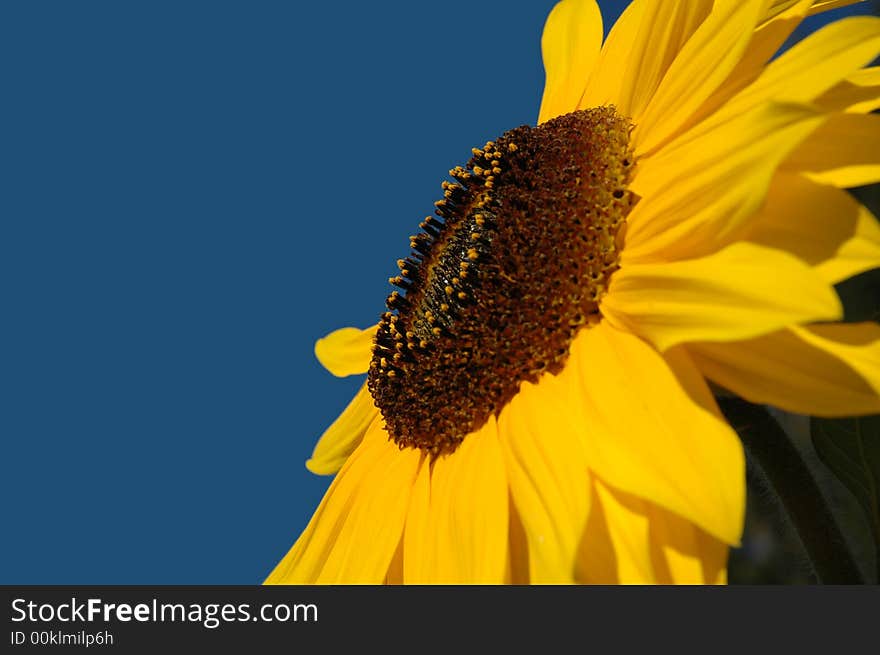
[266, 0, 880, 584]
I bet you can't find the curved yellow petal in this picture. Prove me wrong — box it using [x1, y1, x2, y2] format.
[797, 322, 880, 402]
[689, 15, 880, 142]
[677, 0, 812, 138]
[734, 15, 880, 112]
[566, 322, 744, 545]
[688, 322, 880, 417]
[538, 0, 603, 124]
[578, 478, 655, 584]
[576, 477, 728, 584]
[398, 460, 433, 581]
[497, 375, 590, 584]
[384, 539, 404, 585]
[402, 417, 508, 583]
[618, 0, 714, 121]
[581, 0, 712, 117]
[625, 102, 824, 263]
[506, 500, 531, 584]
[816, 67, 880, 114]
[744, 173, 880, 284]
[579, 0, 645, 109]
[645, 499, 728, 585]
[603, 242, 843, 351]
[634, 0, 767, 156]
[805, 0, 864, 14]
[764, 0, 862, 21]
[313, 324, 376, 377]
[264, 422, 421, 584]
[306, 383, 378, 475]
[782, 112, 880, 187]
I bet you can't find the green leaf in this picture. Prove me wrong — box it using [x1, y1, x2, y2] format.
[811, 415, 880, 581]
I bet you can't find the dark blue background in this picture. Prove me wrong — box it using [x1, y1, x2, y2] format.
[1, 1, 872, 583]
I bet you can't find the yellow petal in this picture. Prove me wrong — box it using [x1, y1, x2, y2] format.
[264, 422, 421, 584]
[625, 102, 825, 263]
[574, 479, 624, 584]
[634, 0, 767, 156]
[646, 499, 728, 585]
[782, 112, 880, 187]
[603, 242, 843, 351]
[578, 478, 655, 583]
[565, 322, 745, 545]
[582, 0, 712, 117]
[579, 0, 645, 109]
[399, 459, 433, 581]
[538, 0, 603, 124]
[506, 499, 531, 584]
[403, 417, 508, 583]
[679, 0, 812, 137]
[764, 0, 862, 21]
[816, 67, 880, 113]
[576, 477, 728, 584]
[745, 173, 880, 284]
[306, 383, 378, 475]
[497, 375, 590, 583]
[691, 15, 880, 140]
[314, 325, 376, 377]
[735, 15, 880, 110]
[798, 321, 880, 401]
[384, 539, 404, 585]
[616, 0, 714, 120]
[688, 322, 880, 417]
[806, 0, 864, 14]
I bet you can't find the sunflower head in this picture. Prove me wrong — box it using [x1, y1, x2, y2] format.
[370, 107, 635, 455]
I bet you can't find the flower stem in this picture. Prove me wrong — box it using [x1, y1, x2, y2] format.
[719, 398, 865, 584]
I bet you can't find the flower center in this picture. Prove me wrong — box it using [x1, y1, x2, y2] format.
[368, 107, 635, 456]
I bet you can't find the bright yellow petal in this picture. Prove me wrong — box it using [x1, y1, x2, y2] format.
[403, 417, 508, 583]
[806, 0, 864, 14]
[816, 67, 880, 113]
[764, 0, 862, 21]
[633, 0, 767, 156]
[264, 422, 421, 584]
[732, 15, 880, 112]
[603, 242, 843, 351]
[621, 0, 714, 120]
[506, 499, 531, 584]
[576, 477, 728, 584]
[538, 0, 603, 124]
[688, 322, 880, 417]
[574, 479, 625, 584]
[582, 0, 713, 117]
[314, 325, 376, 377]
[384, 539, 404, 585]
[744, 173, 880, 284]
[564, 322, 744, 545]
[625, 102, 824, 262]
[646, 500, 728, 585]
[797, 322, 880, 403]
[497, 375, 590, 583]
[782, 112, 880, 187]
[691, 15, 880, 140]
[581, 479, 655, 583]
[679, 0, 812, 137]
[399, 459, 433, 581]
[306, 383, 378, 475]
[579, 0, 645, 109]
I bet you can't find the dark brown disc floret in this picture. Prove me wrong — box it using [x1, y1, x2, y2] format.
[368, 107, 636, 456]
